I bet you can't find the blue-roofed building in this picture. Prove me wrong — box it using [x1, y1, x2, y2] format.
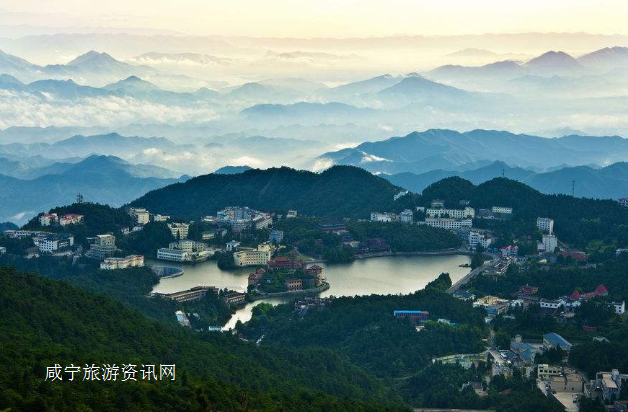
[510, 334, 542, 365]
[543, 333, 573, 351]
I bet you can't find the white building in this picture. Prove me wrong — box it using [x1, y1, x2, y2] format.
[153, 214, 170, 222]
[399, 209, 414, 223]
[0, 246, 5, 255]
[157, 248, 188, 262]
[128, 207, 150, 225]
[100, 255, 144, 270]
[468, 231, 493, 250]
[430, 199, 445, 208]
[168, 222, 190, 240]
[371, 212, 397, 222]
[253, 215, 273, 230]
[170, 239, 207, 253]
[394, 190, 409, 201]
[233, 248, 272, 267]
[537, 217, 554, 234]
[492, 206, 513, 215]
[286, 210, 298, 218]
[424, 218, 472, 230]
[85, 234, 116, 259]
[542, 234, 558, 254]
[38, 234, 74, 253]
[226, 240, 241, 252]
[540, 299, 565, 309]
[426, 207, 475, 219]
[610, 301, 626, 315]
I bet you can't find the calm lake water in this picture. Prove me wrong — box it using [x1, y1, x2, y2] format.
[151, 254, 471, 330]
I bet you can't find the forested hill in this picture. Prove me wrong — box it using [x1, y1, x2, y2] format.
[421, 177, 628, 247]
[0, 268, 406, 412]
[130, 166, 405, 220]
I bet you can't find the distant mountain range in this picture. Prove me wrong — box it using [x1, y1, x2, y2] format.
[383, 160, 628, 200]
[318, 129, 628, 175]
[0, 132, 181, 160]
[0, 155, 187, 224]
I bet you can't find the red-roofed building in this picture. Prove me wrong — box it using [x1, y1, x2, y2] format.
[594, 284, 609, 297]
[248, 268, 266, 286]
[267, 250, 305, 272]
[559, 251, 587, 261]
[570, 290, 581, 300]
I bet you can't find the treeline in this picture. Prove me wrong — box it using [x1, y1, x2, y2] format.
[420, 177, 628, 249]
[0, 268, 408, 412]
[346, 221, 461, 252]
[129, 166, 404, 220]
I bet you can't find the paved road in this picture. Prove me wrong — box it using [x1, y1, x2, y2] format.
[447, 258, 498, 293]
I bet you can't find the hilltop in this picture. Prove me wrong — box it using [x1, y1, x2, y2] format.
[130, 166, 405, 220]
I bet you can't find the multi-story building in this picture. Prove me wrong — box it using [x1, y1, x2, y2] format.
[424, 218, 472, 230]
[538, 364, 563, 379]
[610, 301, 626, 315]
[595, 370, 628, 402]
[540, 299, 565, 309]
[286, 210, 298, 218]
[38, 233, 74, 253]
[285, 278, 303, 291]
[426, 207, 475, 219]
[537, 217, 554, 234]
[542, 234, 558, 254]
[269, 229, 284, 244]
[492, 206, 513, 215]
[85, 234, 116, 259]
[619, 198, 628, 208]
[100, 255, 144, 270]
[39, 213, 58, 226]
[223, 292, 246, 306]
[543, 333, 573, 351]
[233, 247, 272, 267]
[152, 286, 218, 303]
[399, 209, 414, 223]
[128, 207, 150, 225]
[60, 214, 84, 226]
[468, 231, 493, 250]
[157, 248, 188, 262]
[393, 310, 430, 325]
[252, 215, 273, 230]
[500, 245, 519, 258]
[168, 222, 190, 240]
[225, 240, 241, 252]
[3, 230, 53, 239]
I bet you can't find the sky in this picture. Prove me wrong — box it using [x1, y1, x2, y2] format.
[2, 0, 628, 37]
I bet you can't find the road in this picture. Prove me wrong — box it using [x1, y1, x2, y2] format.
[447, 257, 498, 294]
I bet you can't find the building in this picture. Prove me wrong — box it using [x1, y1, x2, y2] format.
[225, 240, 241, 252]
[0, 246, 5, 255]
[430, 199, 445, 208]
[619, 198, 628, 207]
[153, 214, 170, 222]
[285, 278, 303, 291]
[542, 234, 558, 254]
[168, 222, 190, 240]
[269, 229, 284, 244]
[286, 210, 298, 218]
[233, 247, 272, 267]
[157, 248, 188, 262]
[393, 310, 430, 324]
[540, 299, 564, 309]
[128, 207, 150, 225]
[492, 206, 513, 215]
[453, 290, 475, 301]
[317, 220, 346, 232]
[152, 286, 218, 303]
[100, 255, 144, 270]
[500, 245, 519, 258]
[424, 218, 472, 230]
[538, 364, 563, 379]
[468, 231, 493, 250]
[510, 335, 541, 365]
[170, 239, 207, 253]
[268, 250, 306, 272]
[59, 214, 84, 226]
[399, 209, 414, 223]
[85, 234, 116, 259]
[37, 233, 74, 253]
[594, 370, 628, 402]
[3, 230, 53, 239]
[549, 372, 583, 394]
[39, 213, 58, 226]
[537, 217, 555, 234]
[610, 301, 626, 315]
[223, 292, 246, 306]
[370, 212, 397, 222]
[426, 207, 475, 219]
[543, 333, 573, 351]
[248, 268, 266, 286]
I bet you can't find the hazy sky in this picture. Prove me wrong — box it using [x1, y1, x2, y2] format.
[2, 0, 628, 37]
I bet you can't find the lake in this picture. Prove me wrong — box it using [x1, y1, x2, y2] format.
[151, 254, 472, 329]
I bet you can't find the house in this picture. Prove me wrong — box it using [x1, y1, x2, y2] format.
[543, 333, 573, 351]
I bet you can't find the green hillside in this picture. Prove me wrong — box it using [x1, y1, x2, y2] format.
[130, 166, 405, 220]
[0, 267, 407, 412]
